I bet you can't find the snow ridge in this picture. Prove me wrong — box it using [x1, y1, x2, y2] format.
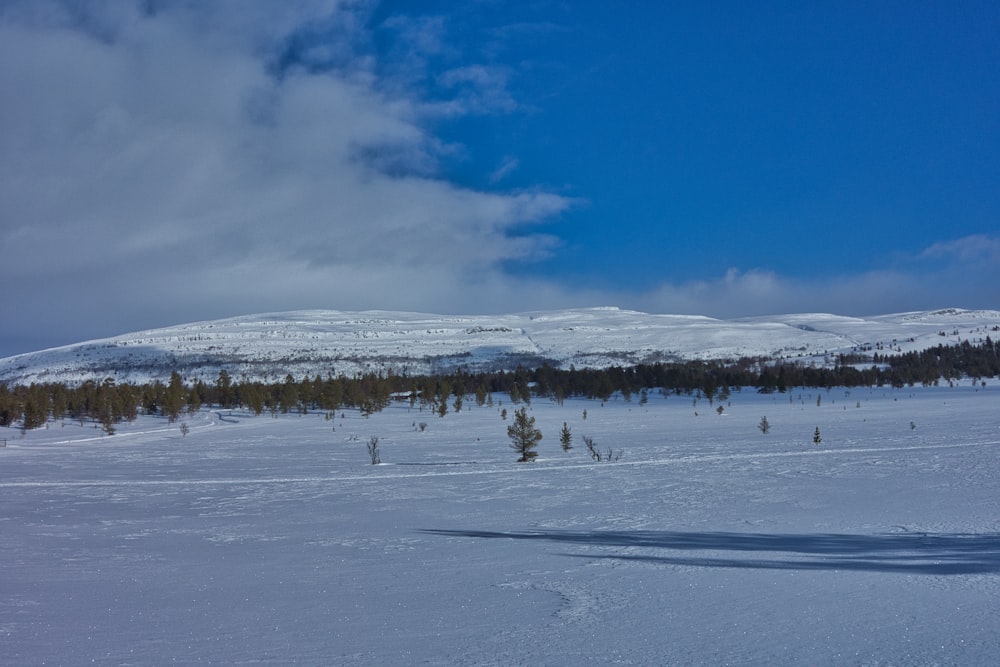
[2, 307, 998, 385]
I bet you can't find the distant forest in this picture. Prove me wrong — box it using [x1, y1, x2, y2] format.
[2, 338, 998, 434]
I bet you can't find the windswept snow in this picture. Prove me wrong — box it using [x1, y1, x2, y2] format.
[2, 307, 999, 385]
[2, 385, 999, 664]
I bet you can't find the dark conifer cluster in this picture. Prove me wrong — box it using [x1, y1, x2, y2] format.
[2, 338, 997, 433]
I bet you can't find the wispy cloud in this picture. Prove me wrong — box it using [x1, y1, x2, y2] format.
[489, 156, 520, 184]
[633, 254, 1000, 319]
[435, 64, 517, 115]
[918, 234, 1000, 264]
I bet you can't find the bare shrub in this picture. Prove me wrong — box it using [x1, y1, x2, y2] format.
[583, 435, 621, 463]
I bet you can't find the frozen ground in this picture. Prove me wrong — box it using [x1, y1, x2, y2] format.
[2, 385, 999, 665]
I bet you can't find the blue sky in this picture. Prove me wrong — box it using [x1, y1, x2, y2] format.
[1, 1, 998, 356]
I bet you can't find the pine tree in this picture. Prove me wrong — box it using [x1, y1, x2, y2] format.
[813, 427, 822, 444]
[559, 422, 572, 452]
[21, 385, 49, 431]
[758, 416, 770, 434]
[163, 372, 185, 423]
[216, 369, 233, 408]
[507, 407, 542, 462]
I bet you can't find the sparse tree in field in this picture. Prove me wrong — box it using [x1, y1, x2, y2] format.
[813, 427, 822, 444]
[507, 407, 541, 462]
[716, 405, 724, 416]
[367, 436, 380, 465]
[758, 416, 770, 434]
[559, 422, 573, 452]
[180, 422, 190, 437]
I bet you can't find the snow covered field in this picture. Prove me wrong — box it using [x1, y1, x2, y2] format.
[2, 385, 999, 665]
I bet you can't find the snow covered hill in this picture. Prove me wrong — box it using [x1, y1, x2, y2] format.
[1, 307, 998, 385]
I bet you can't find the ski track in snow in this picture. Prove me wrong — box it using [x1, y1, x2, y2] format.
[2, 437, 998, 489]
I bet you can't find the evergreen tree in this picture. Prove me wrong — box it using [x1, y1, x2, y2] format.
[243, 382, 265, 416]
[21, 385, 49, 431]
[279, 374, 298, 414]
[0, 385, 18, 427]
[507, 407, 542, 462]
[163, 372, 185, 423]
[758, 416, 770, 434]
[216, 369, 233, 408]
[559, 422, 572, 452]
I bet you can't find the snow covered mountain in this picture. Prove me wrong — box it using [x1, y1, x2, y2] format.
[1, 307, 998, 385]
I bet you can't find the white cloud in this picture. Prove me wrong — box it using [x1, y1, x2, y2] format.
[633, 259, 999, 319]
[0, 2, 995, 357]
[918, 234, 1000, 264]
[0, 1, 575, 351]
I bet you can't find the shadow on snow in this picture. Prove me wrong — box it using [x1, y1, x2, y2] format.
[419, 529, 1000, 575]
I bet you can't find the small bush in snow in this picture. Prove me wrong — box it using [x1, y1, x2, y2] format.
[583, 435, 621, 463]
[758, 416, 770, 434]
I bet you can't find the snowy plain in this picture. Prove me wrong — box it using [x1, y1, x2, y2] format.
[2, 384, 999, 665]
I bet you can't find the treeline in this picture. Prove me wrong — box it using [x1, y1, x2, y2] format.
[2, 338, 998, 433]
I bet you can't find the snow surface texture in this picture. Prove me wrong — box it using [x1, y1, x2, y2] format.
[2, 385, 999, 665]
[2, 307, 999, 385]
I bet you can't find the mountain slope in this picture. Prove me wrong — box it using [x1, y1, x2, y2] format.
[1, 308, 998, 385]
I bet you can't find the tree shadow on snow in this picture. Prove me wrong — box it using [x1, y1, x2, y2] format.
[419, 529, 1000, 575]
